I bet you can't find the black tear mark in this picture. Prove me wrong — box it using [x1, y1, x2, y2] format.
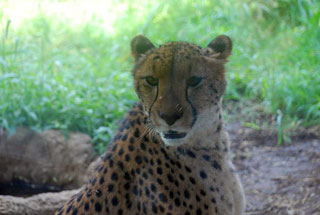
[185, 87, 197, 127]
[148, 85, 158, 117]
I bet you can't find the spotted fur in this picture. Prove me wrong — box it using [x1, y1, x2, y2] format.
[56, 35, 245, 215]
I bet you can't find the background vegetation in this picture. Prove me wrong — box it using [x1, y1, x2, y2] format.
[0, 0, 319, 152]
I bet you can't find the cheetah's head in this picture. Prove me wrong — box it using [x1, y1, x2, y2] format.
[131, 35, 232, 146]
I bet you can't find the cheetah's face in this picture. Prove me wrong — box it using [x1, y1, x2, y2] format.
[131, 35, 232, 146]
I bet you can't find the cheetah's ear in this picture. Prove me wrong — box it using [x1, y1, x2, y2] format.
[131, 35, 155, 62]
[207, 35, 232, 59]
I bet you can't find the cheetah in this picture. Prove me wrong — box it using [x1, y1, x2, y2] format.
[56, 35, 245, 215]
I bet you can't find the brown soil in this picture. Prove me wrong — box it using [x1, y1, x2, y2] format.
[227, 123, 320, 215]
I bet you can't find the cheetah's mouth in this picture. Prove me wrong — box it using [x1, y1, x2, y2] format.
[163, 130, 187, 139]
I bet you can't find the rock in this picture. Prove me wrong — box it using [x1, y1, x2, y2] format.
[0, 189, 80, 215]
[0, 128, 100, 215]
[0, 128, 97, 190]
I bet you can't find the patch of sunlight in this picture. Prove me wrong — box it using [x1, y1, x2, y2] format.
[1, 0, 128, 34]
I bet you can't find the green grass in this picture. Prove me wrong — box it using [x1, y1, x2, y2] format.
[0, 0, 319, 152]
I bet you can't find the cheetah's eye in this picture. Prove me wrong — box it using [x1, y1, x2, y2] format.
[144, 76, 159, 87]
[187, 76, 203, 87]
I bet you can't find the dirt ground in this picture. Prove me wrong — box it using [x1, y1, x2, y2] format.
[227, 123, 320, 215]
[0, 123, 319, 215]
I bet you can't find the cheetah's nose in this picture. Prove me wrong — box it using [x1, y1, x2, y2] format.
[158, 111, 183, 126]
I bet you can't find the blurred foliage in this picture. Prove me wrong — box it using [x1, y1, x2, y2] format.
[0, 0, 319, 152]
[248, 0, 318, 26]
